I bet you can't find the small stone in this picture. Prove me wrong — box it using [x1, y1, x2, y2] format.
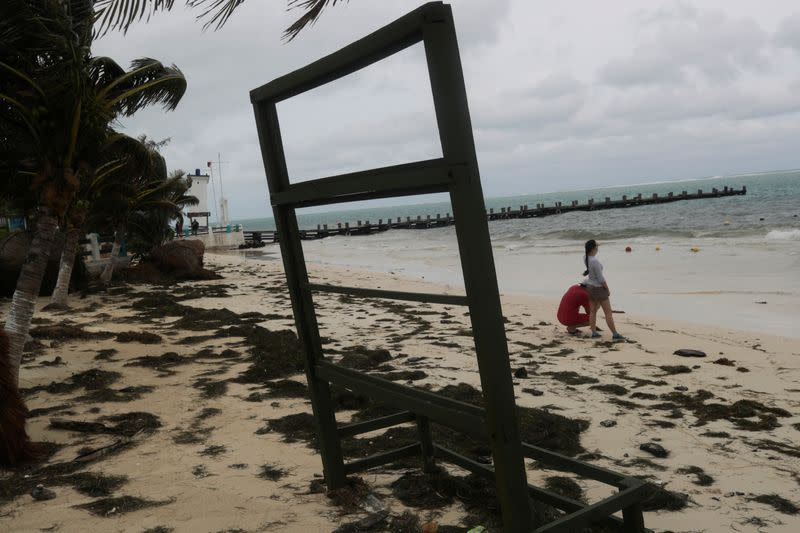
[31, 484, 56, 501]
[639, 442, 669, 458]
[514, 367, 528, 379]
[599, 419, 617, 428]
[674, 386, 688, 391]
[673, 349, 706, 358]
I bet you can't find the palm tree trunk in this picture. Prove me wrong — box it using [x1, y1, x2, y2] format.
[51, 227, 82, 306]
[99, 229, 121, 283]
[3, 210, 59, 387]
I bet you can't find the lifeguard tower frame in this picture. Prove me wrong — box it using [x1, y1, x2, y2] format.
[250, 3, 649, 531]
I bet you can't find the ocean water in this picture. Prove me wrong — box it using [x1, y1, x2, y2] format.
[235, 171, 800, 240]
[235, 171, 800, 337]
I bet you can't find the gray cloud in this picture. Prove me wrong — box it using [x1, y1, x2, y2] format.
[93, 1, 800, 219]
[599, 5, 769, 87]
[775, 13, 800, 52]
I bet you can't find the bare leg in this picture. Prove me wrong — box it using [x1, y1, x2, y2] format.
[599, 299, 618, 335]
[589, 301, 598, 333]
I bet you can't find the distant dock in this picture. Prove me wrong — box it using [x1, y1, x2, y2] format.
[243, 185, 746, 245]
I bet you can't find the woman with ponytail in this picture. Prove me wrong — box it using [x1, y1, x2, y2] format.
[583, 240, 624, 340]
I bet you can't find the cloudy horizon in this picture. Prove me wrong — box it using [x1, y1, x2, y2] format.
[94, 0, 800, 219]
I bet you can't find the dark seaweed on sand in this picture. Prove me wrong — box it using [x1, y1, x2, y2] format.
[221, 325, 306, 383]
[49, 412, 161, 437]
[115, 331, 163, 344]
[749, 494, 799, 515]
[75, 495, 172, 516]
[257, 463, 290, 481]
[22, 369, 123, 396]
[267, 383, 589, 461]
[390, 469, 558, 529]
[651, 390, 791, 431]
[29, 324, 114, 341]
[59, 472, 129, 497]
[544, 476, 585, 502]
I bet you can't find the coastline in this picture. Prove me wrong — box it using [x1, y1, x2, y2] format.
[1, 251, 798, 532]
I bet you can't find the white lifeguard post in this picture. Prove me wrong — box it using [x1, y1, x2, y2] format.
[187, 168, 211, 231]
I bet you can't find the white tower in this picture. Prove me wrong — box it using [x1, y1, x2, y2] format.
[186, 168, 211, 229]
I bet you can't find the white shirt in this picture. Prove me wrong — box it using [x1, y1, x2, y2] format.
[585, 255, 606, 287]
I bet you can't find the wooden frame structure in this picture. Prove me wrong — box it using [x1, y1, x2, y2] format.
[251, 3, 649, 531]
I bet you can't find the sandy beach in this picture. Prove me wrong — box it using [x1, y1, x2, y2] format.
[2, 251, 799, 532]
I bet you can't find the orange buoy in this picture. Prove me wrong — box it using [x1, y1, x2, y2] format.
[691, 247, 700, 253]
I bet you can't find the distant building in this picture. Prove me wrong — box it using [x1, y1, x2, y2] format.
[186, 168, 211, 229]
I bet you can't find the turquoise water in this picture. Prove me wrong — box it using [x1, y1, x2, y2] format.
[234, 170, 800, 242]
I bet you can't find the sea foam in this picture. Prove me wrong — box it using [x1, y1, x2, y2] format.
[765, 229, 800, 240]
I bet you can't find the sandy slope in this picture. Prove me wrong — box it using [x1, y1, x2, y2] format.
[1, 251, 798, 533]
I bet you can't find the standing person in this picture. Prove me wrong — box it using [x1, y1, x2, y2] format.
[583, 239, 624, 340]
[191, 219, 199, 236]
[175, 217, 183, 238]
[556, 284, 591, 334]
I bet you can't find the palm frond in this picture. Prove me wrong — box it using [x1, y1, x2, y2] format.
[284, 0, 346, 41]
[93, 0, 349, 41]
[188, 0, 245, 32]
[93, 0, 176, 36]
[101, 58, 187, 115]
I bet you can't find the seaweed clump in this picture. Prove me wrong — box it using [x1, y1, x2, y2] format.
[338, 346, 392, 370]
[651, 390, 791, 431]
[221, 325, 306, 383]
[257, 463, 290, 481]
[49, 412, 161, 437]
[115, 331, 163, 344]
[29, 324, 114, 341]
[23, 369, 122, 396]
[74, 495, 172, 516]
[749, 494, 799, 515]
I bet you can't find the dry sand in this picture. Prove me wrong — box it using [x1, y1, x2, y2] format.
[1, 251, 798, 532]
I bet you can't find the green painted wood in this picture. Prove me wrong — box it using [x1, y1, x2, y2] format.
[305, 282, 468, 306]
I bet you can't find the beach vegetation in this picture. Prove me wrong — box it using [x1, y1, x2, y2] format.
[0, 0, 187, 392]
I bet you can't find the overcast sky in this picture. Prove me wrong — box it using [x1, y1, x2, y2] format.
[94, 0, 800, 219]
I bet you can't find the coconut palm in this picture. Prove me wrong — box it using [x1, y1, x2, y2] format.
[0, 0, 186, 384]
[49, 133, 160, 304]
[94, 0, 347, 40]
[126, 169, 199, 257]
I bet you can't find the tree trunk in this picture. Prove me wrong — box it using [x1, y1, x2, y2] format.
[51, 227, 82, 306]
[98, 230, 121, 283]
[3, 210, 59, 387]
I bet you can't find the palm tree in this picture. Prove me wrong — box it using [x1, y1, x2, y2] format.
[94, 0, 347, 40]
[0, 0, 186, 384]
[126, 169, 199, 257]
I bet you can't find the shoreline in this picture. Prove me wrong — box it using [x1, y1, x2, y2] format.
[2, 252, 798, 532]
[226, 246, 800, 341]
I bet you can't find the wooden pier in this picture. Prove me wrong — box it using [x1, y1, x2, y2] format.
[243, 185, 745, 245]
